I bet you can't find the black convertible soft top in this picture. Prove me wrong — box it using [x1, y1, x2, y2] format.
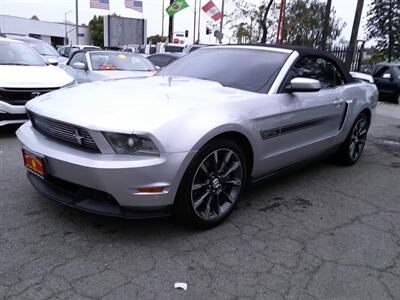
[231, 44, 355, 84]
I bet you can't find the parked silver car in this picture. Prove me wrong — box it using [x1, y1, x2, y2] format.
[17, 45, 378, 227]
[63, 50, 157, 83]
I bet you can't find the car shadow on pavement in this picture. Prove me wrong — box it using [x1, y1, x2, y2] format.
[0, 124, 21, 138]
[41, 157, 333, 239]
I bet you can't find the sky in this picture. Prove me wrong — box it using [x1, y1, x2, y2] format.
[0, 0, 372, 44]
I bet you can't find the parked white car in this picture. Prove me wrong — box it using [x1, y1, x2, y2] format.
[0, 38, 75, 126]
[8, 35, 68, 65]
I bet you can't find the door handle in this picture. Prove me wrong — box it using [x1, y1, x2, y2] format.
[333, 99, 345, 105]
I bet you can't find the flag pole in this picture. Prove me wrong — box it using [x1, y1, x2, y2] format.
[162, 0, 165, 38]
[276, 0, 285, 44]
[193, 0, 197, 43]
[219, 0, 224, 33]
[197, 0, 202, 43]
[75, 0, 79, 45]
[168, 0, 174, 42]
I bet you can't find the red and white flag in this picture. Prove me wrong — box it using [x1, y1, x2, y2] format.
[202, 0, 222, 21]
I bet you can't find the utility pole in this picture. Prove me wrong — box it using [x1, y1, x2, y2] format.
[75, 0, 79, 45]
[193, 0, 197, 43]
[321, 0, 332, 50]
[168, 0, 174, 42]
[345, 0, 364, 71]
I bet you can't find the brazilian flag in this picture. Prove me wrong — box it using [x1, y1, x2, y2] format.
[166, 0, 189, 17]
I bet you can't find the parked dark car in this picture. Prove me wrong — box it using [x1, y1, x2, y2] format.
[371, 63, 400, 104]
[147, 53, 185, 68]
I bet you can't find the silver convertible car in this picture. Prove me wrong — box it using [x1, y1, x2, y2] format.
[62, 50, 156, 83]
[17, 45, 378, 227]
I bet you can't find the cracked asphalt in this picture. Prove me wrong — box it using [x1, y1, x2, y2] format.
[0, 103, 399, 299]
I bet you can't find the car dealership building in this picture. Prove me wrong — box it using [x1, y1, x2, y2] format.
[0, 14, 92, 46]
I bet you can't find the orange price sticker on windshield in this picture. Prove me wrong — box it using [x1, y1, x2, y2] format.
[99, 65, 116, 70]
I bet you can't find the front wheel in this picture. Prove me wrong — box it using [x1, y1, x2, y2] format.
[174, 138, 247, 228]
[336, 113, 369, 166]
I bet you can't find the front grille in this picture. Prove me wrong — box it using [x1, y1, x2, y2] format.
[0, 87, 58, 105]
[29, 112, 100, 152]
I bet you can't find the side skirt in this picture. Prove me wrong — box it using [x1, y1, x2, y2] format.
[250, 146, 340, 184]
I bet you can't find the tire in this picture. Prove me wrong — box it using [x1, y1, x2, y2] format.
[174, 138, 248, 228]
[393, 94, 400, 104]
[336, 112, 370, 166]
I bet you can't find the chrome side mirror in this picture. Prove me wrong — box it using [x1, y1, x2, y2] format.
[286, 77, 321, 93]
[72, 62, 87, 70]
[47, 58, 58, 66]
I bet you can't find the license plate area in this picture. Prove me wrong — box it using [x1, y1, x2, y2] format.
[22, 149, 45, 179]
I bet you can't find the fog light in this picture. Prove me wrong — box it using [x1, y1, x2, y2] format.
[137, 187, 165, 193]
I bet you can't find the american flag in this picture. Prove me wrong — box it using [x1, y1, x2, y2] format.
[90, 0, 110, 10]
[125, 0, 143, 13]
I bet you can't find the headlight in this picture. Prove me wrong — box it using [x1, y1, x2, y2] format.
[104, 132, 159, 156]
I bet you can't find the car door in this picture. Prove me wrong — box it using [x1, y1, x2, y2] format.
[373, 66, 398, 101]
[64, 52, 90, 83]
[274, 56, 348, 165]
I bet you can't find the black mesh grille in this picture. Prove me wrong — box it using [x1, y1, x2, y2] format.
[0, 87, 58, 105]
[29, 111, 100, 152]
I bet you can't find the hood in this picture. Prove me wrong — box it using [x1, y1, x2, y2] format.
[26, 76, 252, 133]
[42, 55, 68, 64]
[93, 70, 157, 80]
[0, 65, 74, 88]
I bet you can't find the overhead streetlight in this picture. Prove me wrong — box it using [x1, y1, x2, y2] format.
[64, 10, 72, 45]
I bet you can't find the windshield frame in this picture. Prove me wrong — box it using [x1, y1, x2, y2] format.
[89, 52, 155, 72]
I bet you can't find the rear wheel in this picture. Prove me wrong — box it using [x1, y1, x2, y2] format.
[174, 138, 247, 228]
[393, 94, 400, 104]
[336, 113, 369, 166]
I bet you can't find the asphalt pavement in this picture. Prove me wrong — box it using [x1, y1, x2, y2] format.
[0, 103, 399, 300]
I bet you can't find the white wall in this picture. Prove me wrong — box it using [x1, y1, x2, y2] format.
[0, 14, 91, 45]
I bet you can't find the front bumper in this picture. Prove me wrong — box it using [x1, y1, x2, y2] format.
[17, 122, 195, 215]
[0, 101, 27, 126]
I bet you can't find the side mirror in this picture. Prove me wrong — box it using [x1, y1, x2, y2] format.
[47, 58, 58, 66]
[286, 77, 321, 93]
[72, 62, 87, 70]
[382, 73, 392, 80]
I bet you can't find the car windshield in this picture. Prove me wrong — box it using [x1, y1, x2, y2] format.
[0, 41, 47, 66]
[159, 48, 289, 93]
[90, 52, 155, 71]
[28, 40, 59, 56]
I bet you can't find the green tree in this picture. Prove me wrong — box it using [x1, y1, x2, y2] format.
[147, 35, 167, 44]
[284, 0, 344, 48]
[88, 14, 121, 48]
[88, 15, 104, 47]
[226, 0, 278, 43]
[366, 0, 400, 62]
